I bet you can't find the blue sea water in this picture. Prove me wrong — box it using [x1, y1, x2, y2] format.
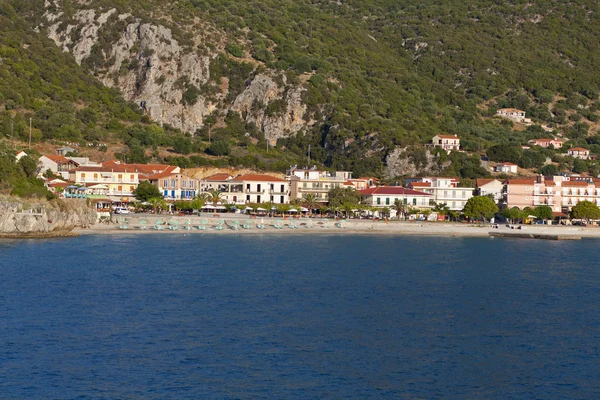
[1, 234, 599, 399]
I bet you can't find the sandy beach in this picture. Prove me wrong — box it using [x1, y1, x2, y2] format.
[74, 215, 600, 239]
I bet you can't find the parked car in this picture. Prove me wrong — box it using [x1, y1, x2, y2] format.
[114, 208, 131, 214]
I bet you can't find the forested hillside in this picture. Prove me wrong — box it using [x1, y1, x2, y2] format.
[3, 0, 600, 178]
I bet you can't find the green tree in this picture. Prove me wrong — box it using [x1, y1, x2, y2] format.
[571, 200, 600, 222]
[133, 181, 162, 202]
[501, 206, 524, 223]
[462, 196, 499, 222]
[534, 205, 553, 221]
[303, 193, 318, 215]
[327, 187, 361, 208]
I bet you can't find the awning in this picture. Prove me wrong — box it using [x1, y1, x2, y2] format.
[288, 208, 298, 212]
[256, 207, 267, 211]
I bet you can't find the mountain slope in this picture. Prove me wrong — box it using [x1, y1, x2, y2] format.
[6, 0, 600, 177]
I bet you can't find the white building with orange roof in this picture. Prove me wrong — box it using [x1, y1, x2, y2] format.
[70, 164, 140, 203]
[476, 179, 504, 204]
[359, 186, 432, 216]
[431, 134, 460, 152]
[493, 162, 518, 174]
[38, 155, 80, 179]
[407, 177, 474, 210]
[229, 174, 290, 204]
[286, 166, 352, 203]
[566, 147, 592, 160]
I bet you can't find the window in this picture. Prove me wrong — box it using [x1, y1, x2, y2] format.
[171, 179, 176, 188]
[280, 195, 284, 203]
[163, 179, 168, 187]
[129, 186, 134, 192]
[412, 198, 417, 205]
[190, 181, 194, 188]
[130, 174, 134, 181]
[452, 191, 456, 198]
[182, 180, 187, 188]
[81, 173, 86, 179]
[377, 197, 381, 205]
[281, 184, 285, 193]
[94, 173, 98, 180]
[246, 195, 250, 201]
[462, 191, 466, 198]
[118, 174, 122, 180]
[257, 184, 261, 192]
[386, 198, 390, 205]
[303, 182, 307, 188]
[118, 186, 122, 192]
[257, 195, 261, 203]
[444, 190, 448, 197]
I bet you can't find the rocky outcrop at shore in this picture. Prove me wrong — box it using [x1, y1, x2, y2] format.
[0, 197, 96, 238]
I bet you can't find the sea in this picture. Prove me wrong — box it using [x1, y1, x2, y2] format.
[1, 234, 599, 399]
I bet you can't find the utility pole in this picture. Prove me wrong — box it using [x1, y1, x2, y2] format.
[208, 122, 211, 143]
[307, 144, 310, 167]
[28, 117, 32, 149]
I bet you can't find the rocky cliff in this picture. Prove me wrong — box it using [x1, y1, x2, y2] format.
[0, 197, 96, 237]
[39, 1, 311, 140]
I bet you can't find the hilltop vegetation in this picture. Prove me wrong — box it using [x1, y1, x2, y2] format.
[3, 0, 600, 177]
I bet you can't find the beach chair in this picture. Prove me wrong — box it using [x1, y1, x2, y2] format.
[304, 220, 314, 228]
[196, 219, 208, 230]
[183, 219, 192, 231]
[139, 219, 148, 230]
[320, 218, 330, 228]
[168, 220, 180, 230]
[273, 219, 284, 229]
[288, 221, 299, 229]
[153, 219, 164, 230]
[214, 220, 224, 230]
[242, 221, 252, 229]
[118, 217, 129, 230]
[335, 219, 346, 229]
[256, 223, 266, 229]
[229, 220, 240, 230]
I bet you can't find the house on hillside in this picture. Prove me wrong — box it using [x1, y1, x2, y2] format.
[493, 162, 518, 174]
[566, 147, 592, 160]
[476, 178, 504, 204]
[496, 108, 532, 124]
[431, 134, 460, 152]
[38, 155, 80, 179]
[528, 138, 564, 149]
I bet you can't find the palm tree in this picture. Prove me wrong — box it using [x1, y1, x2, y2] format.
[340, 202, 355, 219]
[393, 199, 407, 220]
[303, 193, 318, 216]
[277, 203, 291, 217]
[149, 197, 168, 214]
[208, 189, 224, 208]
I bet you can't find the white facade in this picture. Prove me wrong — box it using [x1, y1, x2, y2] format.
[431, 135, 460, 152]
[494, 163, 518, 174]
[287, 167, 352, 203]
[409, 177, 474, 211]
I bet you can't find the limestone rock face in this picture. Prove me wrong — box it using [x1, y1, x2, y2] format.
[0, 198, 96, 237]
[385, 147, 450, 178]
[39, 2, 312, 140]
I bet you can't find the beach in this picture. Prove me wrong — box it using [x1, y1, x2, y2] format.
[74, 215, 600, 239]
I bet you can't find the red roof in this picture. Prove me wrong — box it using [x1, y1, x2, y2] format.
[232, 174, 285, 182]
[409, 182, 431, 188]
[569, 147, 589, 152]
[45, 155, 75, 164]
[435, 134, 459, 139]
[359, 186, 431, 196]
[203, 173, 232, 181]
[74, 165, 139, 173]
[504, 178, 536, 185]
[343, 181, 355, 186]
[476, 178, 496, 187]
[562, 181, 590, 187]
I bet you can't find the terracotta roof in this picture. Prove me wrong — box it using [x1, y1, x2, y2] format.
[497, 162, 518, 166]
[409, 182, 431, 187]
[343, 181, 355, 186]
[504, 178, 536, 185]
[435, 134, 459, 139]
[74, 166, 139, 173]
[476, 178, 496, 187]
[45, 155, 72, 163]
[544, 181, 556, 187]
[498, 108, 525, 113]
[359, 186, 431, 196]
[203, 173, 232, 181]
[561, 181, 591, 187]
[232, 174, 286, 182]
[568, 147, 589, 152]
[48, 182, 69, 188]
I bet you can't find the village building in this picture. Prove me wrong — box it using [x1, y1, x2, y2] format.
[475, 178, 504, 205]
[228, 174, 290, 204]
[493, 162, 518, 174]
[287, 167, 352, 203]
[566, 147, 592, 160]
[70, 165, 141, 204]
[503, 176, 600, 213]
[15, 150, 27, 161]
[431, 134, 460, 152]
[56, 146, 77, 156]
[359, 186, 432, 217]
[407, 177, 474, 211]
[38, 155, 80, 179]
[148, 170, 199, 200]
[528, 138, 564, 149]
[496, 108, 532, 124]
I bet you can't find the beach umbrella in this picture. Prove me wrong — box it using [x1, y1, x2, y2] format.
[216, 205, 226, 210]
[256, 207, 267, 211]
[300, 207, 309, 212]
[288, 208, 298, 212]
[245, 206, 254, 210]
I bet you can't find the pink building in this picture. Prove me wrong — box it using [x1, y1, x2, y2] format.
[528, 138, 564, 149]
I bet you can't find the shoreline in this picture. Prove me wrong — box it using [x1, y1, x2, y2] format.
[70, 216, 600, 239]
